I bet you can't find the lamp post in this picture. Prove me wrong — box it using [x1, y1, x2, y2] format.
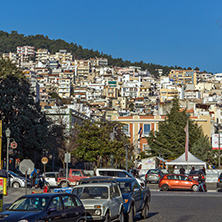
[5, 128, 10, 172]
[125, 144, 129, 172]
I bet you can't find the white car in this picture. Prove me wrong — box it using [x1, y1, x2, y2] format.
[73, 183, 124, 221]
[95, 168, 145, 187]
[43, 172, 58, 187]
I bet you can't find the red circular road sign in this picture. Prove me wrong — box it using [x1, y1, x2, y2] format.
[10, 141, 17, 149]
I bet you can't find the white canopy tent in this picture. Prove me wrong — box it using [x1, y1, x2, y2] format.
[165, 151, 206, 170]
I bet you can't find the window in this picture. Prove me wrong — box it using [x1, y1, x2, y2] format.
[61, 195, 76, 209]
[45, 173, 55, 178]
[72, 171, 81, 176]
[132, 180, 140, 191]
[118, 172, 128, 177]
[122, 124, 129, 136]
[143, 124, 151, 136]
[74, 196, 83, 207]
[99, 170, 117, 177]
[49, 197, 63, 210]
[113, 185, 121, 197]
[178, 176, 188, 181]
[167, 175, 178, 180]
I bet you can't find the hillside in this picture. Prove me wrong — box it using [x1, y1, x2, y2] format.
[0, 30, 186, 75]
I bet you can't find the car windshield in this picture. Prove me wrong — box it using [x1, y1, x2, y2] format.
[117, 182, 131, 193]
[148, 169, 159, 174]
[73, 187, 108, 199]
[9, 197, 50, 211]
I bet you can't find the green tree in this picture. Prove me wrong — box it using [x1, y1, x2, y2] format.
[191, 134, 215, 164]
[0, 59, 49, 163]
[72, 121, 129, 167]
[147, 97, 205, 160]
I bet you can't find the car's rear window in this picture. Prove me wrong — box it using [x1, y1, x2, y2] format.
[148, 169, 159, 174]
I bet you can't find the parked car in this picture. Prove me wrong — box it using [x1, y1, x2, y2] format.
[116, 178, 150, 221]
[95, 168, 145, 187]
[57, 169, 89, 188]
[145, 169, 164, 184]
[72, 183, 124, 221]
[44, 172, 58, 187]
[8, 171, 31, 188]
[0, 193, 86, 222]
[159, 174, 200, 191]
[217, 173, 222, 188]
[188, 170, 205, 181]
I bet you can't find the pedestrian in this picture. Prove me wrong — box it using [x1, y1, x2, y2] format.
[30, 168, 37, 188]
[179, 166, 185, 175]
[190, 166, 195, 174]
[197, 172, 206, 192]
[202, 166, 206, 175]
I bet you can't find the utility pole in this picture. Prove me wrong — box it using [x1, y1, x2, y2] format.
[0, 121, 2, 169]
[5, 128, 10, 172]
[219, 126, 221, 168]
[216, 118, 221, 168]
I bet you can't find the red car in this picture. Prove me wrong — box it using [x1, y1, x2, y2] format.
[159, 174, 201, 191]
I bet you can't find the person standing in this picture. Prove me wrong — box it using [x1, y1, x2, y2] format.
[202, 166, 206, 175]
[197, 173, 206, 192]
[30, 168, 37, 188]
[180, 166, 185, 175]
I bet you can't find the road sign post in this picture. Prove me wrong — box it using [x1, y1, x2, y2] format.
[65, 153, 71, 187]
[19, 159, 34, 195]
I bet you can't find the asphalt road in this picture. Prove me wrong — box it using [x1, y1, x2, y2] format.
[139, 191, 222, 222]
[3, 186, 222, 222]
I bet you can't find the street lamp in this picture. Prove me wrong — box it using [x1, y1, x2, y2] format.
[5, 128, 10, 172]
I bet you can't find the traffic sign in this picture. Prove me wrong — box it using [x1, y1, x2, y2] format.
[65, 153, 71, 163]
[41, 157, 48, 165]
[19, 159, 35, 175]
[10, 141, 17, 149]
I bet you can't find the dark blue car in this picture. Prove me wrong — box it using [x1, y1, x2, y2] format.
[0, 193, 85, 222]
[116, 178, 150, 222]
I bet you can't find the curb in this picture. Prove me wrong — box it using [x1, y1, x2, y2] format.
[150, 189, 218, 192]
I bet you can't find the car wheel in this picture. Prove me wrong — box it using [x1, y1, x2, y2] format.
[118, 208, 124, 222]
[104, 212, 110, 222]
[161, 184, 169, 191]
[60, 182, 68, 188]
[127, 205, 134, 222]
[141, 202, 149, 219]
[12, 182, 20, 188]
[192, 185, 198, 192]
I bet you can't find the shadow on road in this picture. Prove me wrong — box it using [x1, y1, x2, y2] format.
[135, 212, 159, 221]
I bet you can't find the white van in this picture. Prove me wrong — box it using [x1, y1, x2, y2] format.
[95, 168, 145, 187]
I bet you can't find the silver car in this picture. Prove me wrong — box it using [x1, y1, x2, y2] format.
[8, 171, 31, 188]
[73, 183, 124, 221]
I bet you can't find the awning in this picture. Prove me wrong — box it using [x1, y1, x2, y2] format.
[156, 157, 167, 162]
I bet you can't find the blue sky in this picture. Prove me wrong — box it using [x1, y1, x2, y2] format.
[0, 0, 222, 73]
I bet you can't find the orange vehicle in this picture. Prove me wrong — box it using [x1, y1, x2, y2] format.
[159, 174, 200, 191]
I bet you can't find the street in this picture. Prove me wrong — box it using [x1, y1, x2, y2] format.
[3, 186, 222, 222]
[140, 191, 222, 222]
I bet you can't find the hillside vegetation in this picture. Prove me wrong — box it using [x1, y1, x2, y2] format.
[0, 30, 190, 75]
